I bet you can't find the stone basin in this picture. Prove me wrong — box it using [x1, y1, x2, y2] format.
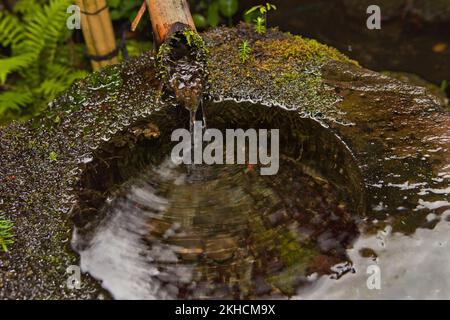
[0, 24, 449, 299]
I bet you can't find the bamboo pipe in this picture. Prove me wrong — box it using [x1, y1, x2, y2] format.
[76, 0, 119, 70]
[145, 0, 197, 46]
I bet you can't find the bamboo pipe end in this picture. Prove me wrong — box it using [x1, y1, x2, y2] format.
[146, 0, 197, 46]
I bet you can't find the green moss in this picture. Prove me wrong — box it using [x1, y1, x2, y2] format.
[157, 28, 209, 83]
[205, 24, 357, 117]
[183, 29, 208, 52]
[257, 35, 358, 66]
[0, 215, 14, 252]
[86, 64, 123, 93]
[156, 43, 172, 81]
[48, 151, 58, 162]
[279, 233, 316, 267]
[274, 72, 301, 86]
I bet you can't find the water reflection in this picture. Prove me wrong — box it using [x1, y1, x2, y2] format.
[296, 210, 450, 299]
[74, 155, 359, 299]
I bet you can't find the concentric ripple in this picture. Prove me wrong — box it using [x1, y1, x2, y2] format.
[71, 101, 364, 299]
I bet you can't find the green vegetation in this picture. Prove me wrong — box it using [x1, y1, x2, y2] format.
[108, 0, 143, 23]
[156, 28, 208, 83]
[261, 35, 358, 66]
[0, 0, 158, 125]
[183, 29, 207, 50]
[0, 0, 355, 126]
[254, 16, 266, 34]
[245, 3, 278, 16]
[0, 215, 14, 252]
[48, 151, 58, 162]
[0, 0, 87, 123]
[245, 3, 277, 34]
[238, 40, 252, 62]
[192, 0, 239, 29]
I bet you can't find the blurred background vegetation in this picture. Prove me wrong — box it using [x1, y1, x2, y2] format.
[0, 0, 449, 125]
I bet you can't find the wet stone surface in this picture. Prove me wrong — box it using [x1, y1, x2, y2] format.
[0, 24, 449, 299]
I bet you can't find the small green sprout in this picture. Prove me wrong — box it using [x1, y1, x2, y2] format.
[254, 16, 266, 34]
[239, 40, 252, 62]
[245, 2, 277, 34]
[49, 151, 58, 162]
[0, 215, 14, 252]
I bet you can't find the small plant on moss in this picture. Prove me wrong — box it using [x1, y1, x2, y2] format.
[245, 3, 277, 34]
[0, 215, 14, 252]
[238, 40, 252, 62]
[254, 17, 266, 34]
[49, 151, 58, 162]
[183, 29, 207, 50]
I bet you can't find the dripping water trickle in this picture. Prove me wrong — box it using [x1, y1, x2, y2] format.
[187, 99, 206, 176]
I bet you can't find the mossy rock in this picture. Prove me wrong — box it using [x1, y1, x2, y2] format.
[0, 24, 448, 298]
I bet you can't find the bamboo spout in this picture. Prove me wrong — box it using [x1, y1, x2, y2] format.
[132, 0, 205, 112]
[145, 0, 197, 45]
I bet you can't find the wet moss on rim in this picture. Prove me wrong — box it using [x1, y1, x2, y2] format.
[203, 23, 358, 120]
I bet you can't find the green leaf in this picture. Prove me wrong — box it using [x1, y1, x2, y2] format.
[239, 40, 252, 62]
[245, 5, 263, 15]
[0, 11, 24, 47]
[266, 3, 277, 11]
[193, 13, 208, 29]
[0, 53, 35, 84]
[107, 0, 122, 8]
[0, 0, 88, 123]
[0, 90, 33, 116]
[219, 0, 238, 18]
[207, 1, 220, 27]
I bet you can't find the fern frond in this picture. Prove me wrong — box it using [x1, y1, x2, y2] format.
[35, 78, 68, 98]
[28, 0, 73, 62]
[34, 64, 87, 101]
[0, 90, 33, 116]
[36, 64, 87, 100]
[14, 0, 72, 57]
[13, 0, 42, 15]
[46, 64, 87, 82]
[0, 11, 24, 48]
[0, 0, 87, 121]
[1, 0, 73, 84]
[0, 53, 35, 84]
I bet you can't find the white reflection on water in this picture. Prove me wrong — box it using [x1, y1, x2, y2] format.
[73, 181, 195, 300]
[296, 209, 450, 300]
